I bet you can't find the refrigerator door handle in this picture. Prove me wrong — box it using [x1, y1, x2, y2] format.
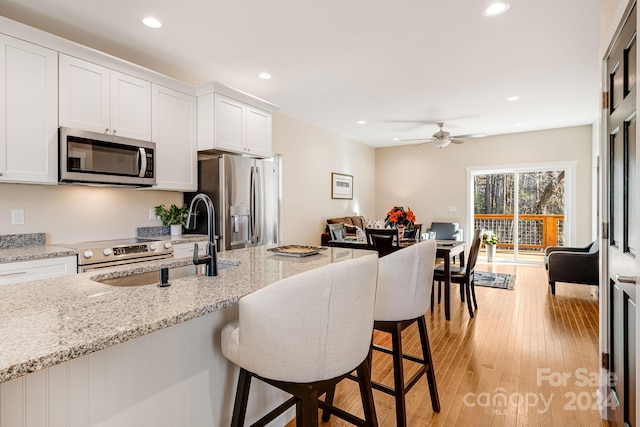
[250, 167, 261, 244]
[251, 166, 263, 244]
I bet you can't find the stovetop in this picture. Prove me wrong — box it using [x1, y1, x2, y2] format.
[59, 237, 174, 266]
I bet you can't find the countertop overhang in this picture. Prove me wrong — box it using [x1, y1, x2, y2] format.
[0, 245, 375, 383]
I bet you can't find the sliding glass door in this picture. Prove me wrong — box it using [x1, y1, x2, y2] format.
[469, 164, 573, 263]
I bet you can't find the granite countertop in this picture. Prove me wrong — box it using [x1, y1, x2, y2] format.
[0, 245, 77, 264]
[0, 245, 375, 383]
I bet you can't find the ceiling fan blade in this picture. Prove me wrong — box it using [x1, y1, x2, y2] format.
[400, 137, 435, 142]
[451, 132, 487, 139]
[450, 139, 466, 145]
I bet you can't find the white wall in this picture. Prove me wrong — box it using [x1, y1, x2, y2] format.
[0, 184, 182, 244]
[375, 125, 594, 245]
[272, 113, 376, 246]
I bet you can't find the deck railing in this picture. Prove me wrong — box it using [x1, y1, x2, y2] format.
[474, 214, 564, 251]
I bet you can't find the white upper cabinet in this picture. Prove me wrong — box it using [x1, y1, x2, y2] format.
[151, 84, 197, 191]
[246, 106, 272, 155]
[110, 71, 152, 140]
[214, 94, 246, 153]
[0, 34, 58, 184]
[197, 84, 277, 158]
[59, 55, 151, 141]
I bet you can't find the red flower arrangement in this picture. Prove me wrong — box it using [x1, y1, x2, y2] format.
[384, 206, 416, 229]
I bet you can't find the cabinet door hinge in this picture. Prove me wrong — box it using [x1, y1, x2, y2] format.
[602, 222, 609, 239]
[602, 352, 610, 369]
[602, 91, 610, 109]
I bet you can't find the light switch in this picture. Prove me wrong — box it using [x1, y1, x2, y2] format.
[11, 209, 24, 225]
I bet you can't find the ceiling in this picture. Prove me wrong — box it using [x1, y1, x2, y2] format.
[0, 0, 601, 148]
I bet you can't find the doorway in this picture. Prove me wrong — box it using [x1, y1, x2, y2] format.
[467, 163, 576, 263]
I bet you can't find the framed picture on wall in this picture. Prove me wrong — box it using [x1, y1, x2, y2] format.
[331, 172, 353, 199]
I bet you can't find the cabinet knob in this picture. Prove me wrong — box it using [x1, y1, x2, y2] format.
[0, 172, 3, 176]
[104, 128, 109, 133]
[112, 129, 117, 135]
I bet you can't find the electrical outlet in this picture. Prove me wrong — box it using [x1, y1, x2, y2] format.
[11, 209, 24, 225]
[149, 208, 158, 221]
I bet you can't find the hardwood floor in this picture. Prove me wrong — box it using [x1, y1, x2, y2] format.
[283, 261, 606, 426]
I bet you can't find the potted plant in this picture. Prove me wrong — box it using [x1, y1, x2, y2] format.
[155, 204, 188, 236]
[482, 230, 498, 262]
[384, 206, 416, 239]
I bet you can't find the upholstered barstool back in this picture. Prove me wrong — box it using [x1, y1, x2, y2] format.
[375, 239, 437, 321]
[323, 239, 440, 427]
[222, 253, 380, 426]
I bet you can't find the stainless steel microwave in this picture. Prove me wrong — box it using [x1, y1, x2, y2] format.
[59, 127, 156, 187]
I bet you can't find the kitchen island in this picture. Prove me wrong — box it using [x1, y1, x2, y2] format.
[0, 245, 374, 426]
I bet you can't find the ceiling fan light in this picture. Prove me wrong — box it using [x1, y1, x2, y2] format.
[432, 138, 451, 148]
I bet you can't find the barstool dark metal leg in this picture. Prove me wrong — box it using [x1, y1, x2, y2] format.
[356, 359, 378, 427]
[391, 323, 407, 427]
[231, 368, 252, 427]
[417, 316, 440, 412]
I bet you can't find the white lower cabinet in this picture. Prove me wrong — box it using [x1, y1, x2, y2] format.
[0, 308, 294, 427]
[151, 85, 197, 191]
[172, 241, 207, 258]
[0, 256, 76, 286]
[0, 34, 58, 184]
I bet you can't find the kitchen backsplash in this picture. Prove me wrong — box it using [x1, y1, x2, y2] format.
[0, 233, 46, 249]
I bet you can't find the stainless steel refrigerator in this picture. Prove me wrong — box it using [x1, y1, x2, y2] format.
[185, 154, 281, 251]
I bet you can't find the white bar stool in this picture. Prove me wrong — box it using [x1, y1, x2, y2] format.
[221, 253, 380, 427]
[323, 240, 440, 427]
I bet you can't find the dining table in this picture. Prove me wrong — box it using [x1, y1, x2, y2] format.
[328, 237, 466, 320]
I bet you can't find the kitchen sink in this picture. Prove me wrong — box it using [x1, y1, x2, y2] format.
[96, 262, 236, 287]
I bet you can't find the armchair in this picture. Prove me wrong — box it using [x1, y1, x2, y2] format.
[544, 240, 599, 294]
[427, 222, 463, 241]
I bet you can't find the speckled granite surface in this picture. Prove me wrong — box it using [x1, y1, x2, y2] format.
[136, 226, 170, 238]
[0, 245, 77, 263]
[0, 233, 46, 249]
[0, 245, 376, 383]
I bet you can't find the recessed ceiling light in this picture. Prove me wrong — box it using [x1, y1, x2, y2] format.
[514, 123, 523, 127]
[357, 120, 366, 125]
[142, 17, 162, 28]
[258, 72, 272, 80]
[393, 138, 400, 141]
[507, 96, 520, 101]
[483, 2, 510, 16]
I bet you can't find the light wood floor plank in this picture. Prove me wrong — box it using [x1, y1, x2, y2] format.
[281, 262, 607, 426]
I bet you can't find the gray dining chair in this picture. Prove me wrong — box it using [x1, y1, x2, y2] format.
[328, 223, 346, 240]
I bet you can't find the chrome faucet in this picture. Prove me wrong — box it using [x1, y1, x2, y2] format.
[185, 193, 218, 277]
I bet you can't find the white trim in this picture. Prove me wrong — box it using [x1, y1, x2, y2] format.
[466, 161, 577, 262]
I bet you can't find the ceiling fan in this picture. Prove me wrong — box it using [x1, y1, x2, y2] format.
[401, 122, 487, 148]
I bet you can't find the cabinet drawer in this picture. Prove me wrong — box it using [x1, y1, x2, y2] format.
[172, 242, 208, 259]
[0, 256, 77, 285]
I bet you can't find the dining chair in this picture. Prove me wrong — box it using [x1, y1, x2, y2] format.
[402, 223, 422, 240]
[432, 229, 483, 317]
[328, 222, 346, 240]
[221, 253, 380, 427]
[364, 228, 400, 257]
[322, 240, 440, 427]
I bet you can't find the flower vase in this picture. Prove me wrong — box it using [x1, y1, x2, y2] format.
[170, 224, 182, 236]
[486, 244, 496, 262]
[397, 224, 405, 239]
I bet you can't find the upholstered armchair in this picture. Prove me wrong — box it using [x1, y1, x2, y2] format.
[544, 240, 599, 294]
[427, 222, 463, 241]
